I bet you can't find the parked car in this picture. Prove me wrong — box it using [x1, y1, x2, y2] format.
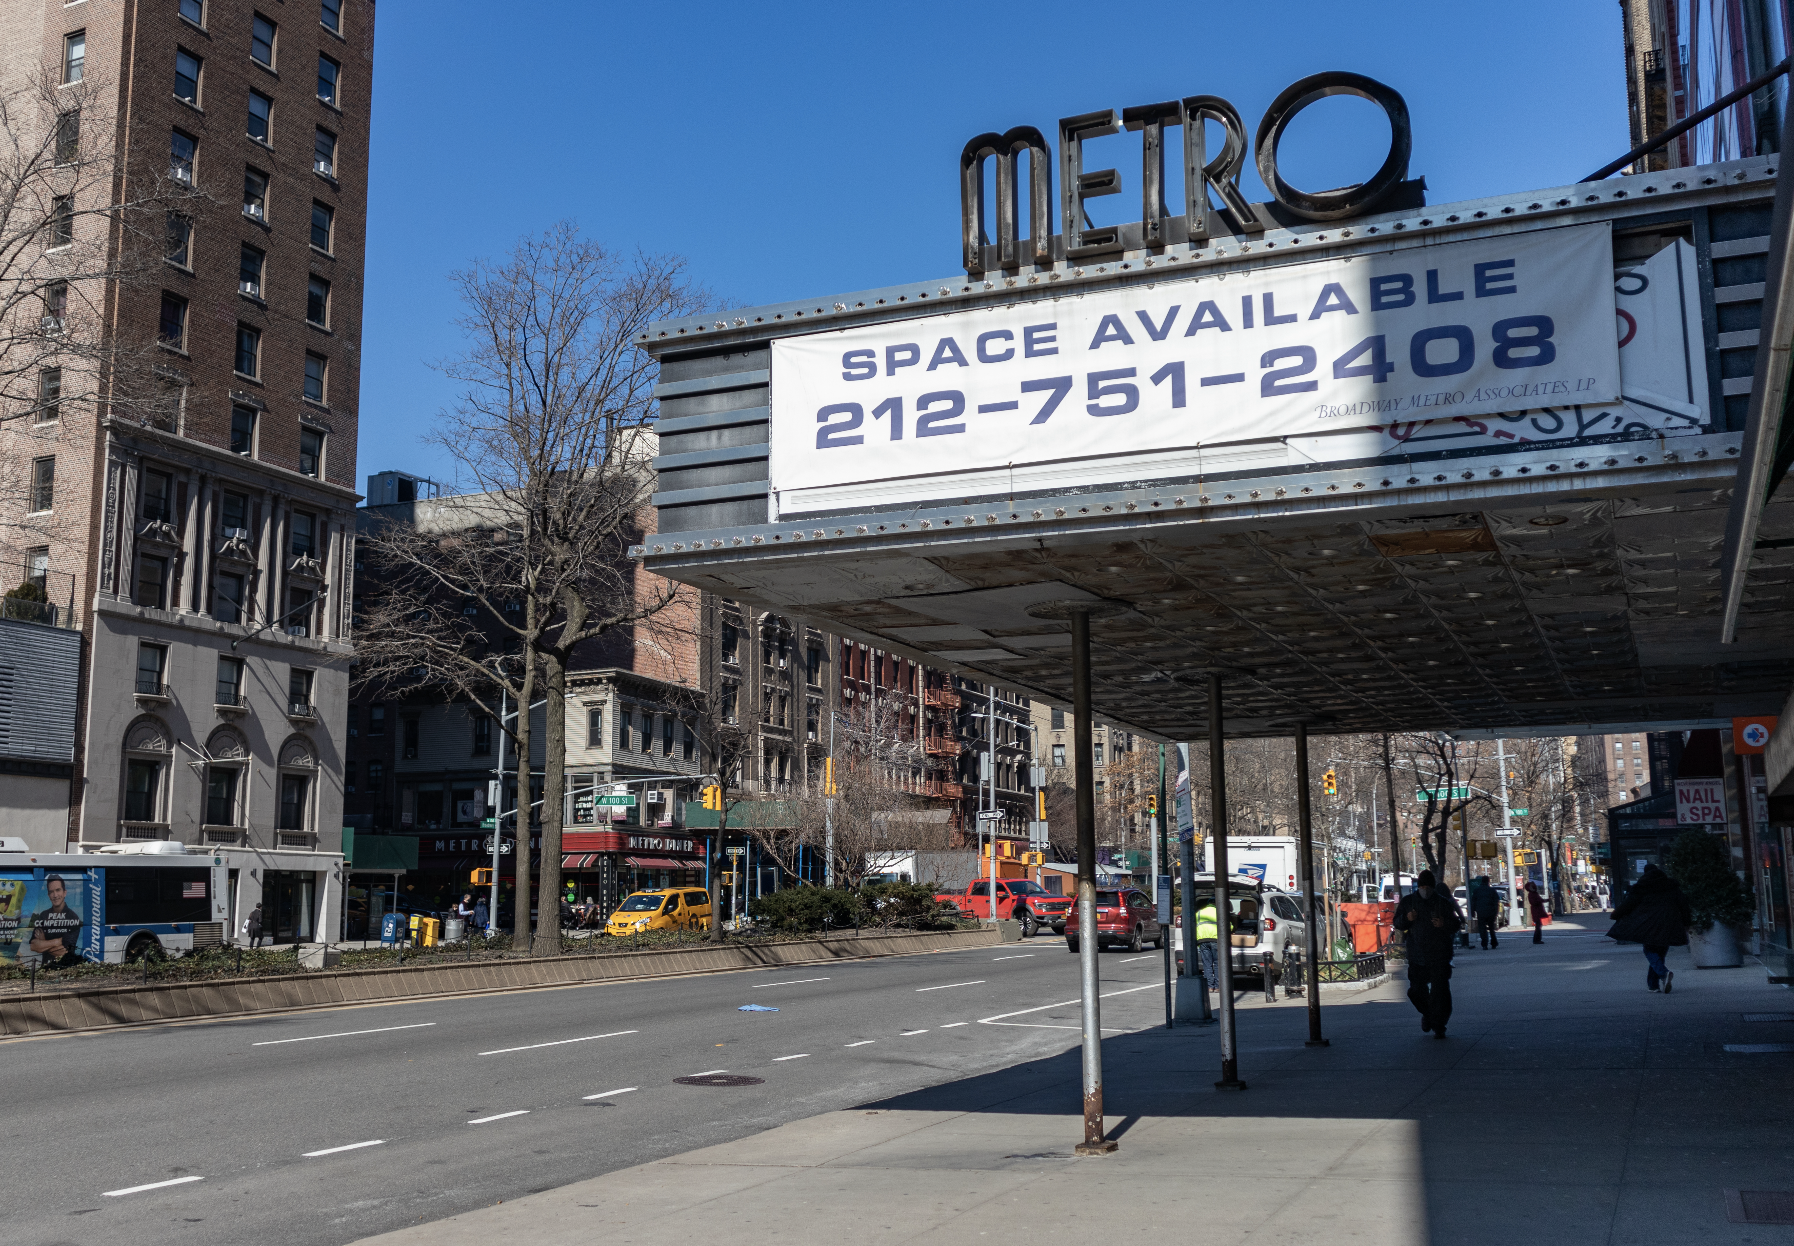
[1172, 876, 1306, 977]
[1063, 887, 1163, 953]
[934, 879, 1073, 935]
[605, 888, 712, 935]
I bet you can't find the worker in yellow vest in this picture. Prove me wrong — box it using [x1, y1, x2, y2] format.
[1193, 896, 1221, 988]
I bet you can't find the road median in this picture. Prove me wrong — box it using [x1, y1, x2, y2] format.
[0, 926, 1003, 1039]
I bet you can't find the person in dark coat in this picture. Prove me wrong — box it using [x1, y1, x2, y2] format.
[1393, 869, 1464, 1038]
[1524, 880, 1547, 943]
[1468, 875, 1500, 949]
[1607, 863, 1691, 992]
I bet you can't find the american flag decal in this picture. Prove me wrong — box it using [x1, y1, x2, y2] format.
[183, 882, 206, 898]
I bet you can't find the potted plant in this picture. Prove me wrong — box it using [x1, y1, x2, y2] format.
[1666, 829, 1754, 968]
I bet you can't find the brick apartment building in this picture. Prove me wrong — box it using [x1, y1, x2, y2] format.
[0, 1, 373, 943]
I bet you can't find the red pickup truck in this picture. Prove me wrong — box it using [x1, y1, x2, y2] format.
[934, 879, 1072, 936]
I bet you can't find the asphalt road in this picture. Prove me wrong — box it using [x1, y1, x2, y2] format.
[1, 935, 1177, 1246]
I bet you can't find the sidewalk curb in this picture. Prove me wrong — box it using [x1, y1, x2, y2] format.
[0, 927, 1002, 1040]
[1319, 972, 1392, 994]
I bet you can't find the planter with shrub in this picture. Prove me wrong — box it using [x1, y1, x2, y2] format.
[1666, 828, 1753, 968]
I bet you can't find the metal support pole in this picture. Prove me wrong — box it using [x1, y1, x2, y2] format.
[1210, 673, 1245, 1090]
[1176, 742, 1211, 1023]
[825, 710, 836, 887]
[1158, 742, 1171, 1029]
[1070, 607, 1115, 1153]
[1295, 724, 1328, 1047]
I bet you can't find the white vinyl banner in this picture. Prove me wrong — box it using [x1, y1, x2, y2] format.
[769, 223, 1620, 505]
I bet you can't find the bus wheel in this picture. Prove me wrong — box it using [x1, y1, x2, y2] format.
[125, 934, 165, 963]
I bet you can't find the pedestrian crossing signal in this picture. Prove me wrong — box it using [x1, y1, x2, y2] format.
[701, 784, 723, 811]
[472, 868, 494, 885]
[1322, 770, 1338, 797]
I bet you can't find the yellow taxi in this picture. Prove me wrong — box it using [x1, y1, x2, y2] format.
[606, 888, 711, 935]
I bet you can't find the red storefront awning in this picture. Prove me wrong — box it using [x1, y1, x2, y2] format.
[624, 856, 688, 869]
[562, 853, 600, 870]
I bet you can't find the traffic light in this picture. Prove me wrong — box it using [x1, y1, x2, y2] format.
[1322, 769, 1338, 797]
[1449, 810, 1466, 834]
[1036, 789, 1047, 819]
[701, 784, 723, 811]
[823, 757, 838, 796]
[1147, 794, 1158, 819]
[1023, 851, 1044, 866]
[472, 868, 494, 885]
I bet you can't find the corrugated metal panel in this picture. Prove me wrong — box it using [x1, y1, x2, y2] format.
[654, 348, 770, 532]
[0, 618, 79, 762]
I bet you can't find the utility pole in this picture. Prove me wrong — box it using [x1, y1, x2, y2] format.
[825, 708, 835, 887]
[1498, 737, 1521, 926]
[487, 681, 504, 934]
[985, 681, 998, 924]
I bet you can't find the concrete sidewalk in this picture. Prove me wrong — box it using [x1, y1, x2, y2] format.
[353, 921, 1794, 1245]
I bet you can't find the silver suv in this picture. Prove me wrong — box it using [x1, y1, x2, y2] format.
[1174, 876, 1309, 977]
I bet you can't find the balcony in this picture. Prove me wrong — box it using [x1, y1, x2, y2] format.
[924, 688, 962, 709]
[924, 778, 965, 799]
[288, 700, 317, 720]
[134, 676, 169, 702]
[924, 736, 961, 757]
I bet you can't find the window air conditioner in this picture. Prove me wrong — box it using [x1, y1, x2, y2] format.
[239, 280, 258, 295]
[224, 527, 249, 540]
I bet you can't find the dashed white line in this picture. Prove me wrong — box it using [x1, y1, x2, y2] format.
[479, 1029, 636, 1056]
[692, 1068, 729, 1076]
[304, 1140, 385, 1157]
[583, 1087, 638, 1100]
[751, 977, 830, 988]
[992, 955, 1035, 961]
[979, 983, 1158, 1027]
[253, 1022, 436, 1046]
[940, 1022, 969, 1028]
[772, 1053, 810, 1061]
[104, 1175, 204, 1197]
[900, 1029, 929, 1036]
[468, 1111, 530, 1125]
[917, 980, 986, 992]
[845, 1040, 876, 1047]
[1118, 955, 1154, 962]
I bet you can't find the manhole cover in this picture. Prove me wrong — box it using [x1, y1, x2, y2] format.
[1726, 1190, 1794, 1224]
[1744, 1013, 1794, 1022]
[1723, 1043, 1794, 1054]
[674, 1074, 764, 1087]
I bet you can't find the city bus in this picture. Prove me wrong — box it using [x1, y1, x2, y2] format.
[0, 841, 230, 965]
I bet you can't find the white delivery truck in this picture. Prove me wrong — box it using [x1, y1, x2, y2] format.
[1203, 836, 1301, 893]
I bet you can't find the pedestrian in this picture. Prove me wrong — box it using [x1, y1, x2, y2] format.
[1524, 879, 1547, 943]
[1193, 895, 1221, 989]
[1607, 863, 1691, 992]
[456, 893, 475, 922]
[1392, 869, 1463, 1039]
[1468, 874, 1500, 949]
[245, 903, 263, 949]
[472, 895, 489, 931]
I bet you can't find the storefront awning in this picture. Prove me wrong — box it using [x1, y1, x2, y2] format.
[562, 853, 601, 870]
[625, 856, 688, 869]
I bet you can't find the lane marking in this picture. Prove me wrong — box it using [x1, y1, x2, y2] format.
[845, 1040, 876, 1047]
[979, 983, 1158, 1025]
[900, 1029, 929, 1036]
[940, 1022, 969, 1028]
[992, 955, 1035, 961]
[468, 1110, 530, 1125]
[917, 980, 986, 992]
[304, 1140, 385, 1157]
[584, 1087, 638, 1100]
[772, 1053, 810, 1061]
[692, 1068, 728, 1076]
[254, 1022, 436, 1047]
[752, 977, 830, 988]
[104, 1175, 204, 1197]
[479, 1029, 636, 1056]
[1118, 955, 1154, 963]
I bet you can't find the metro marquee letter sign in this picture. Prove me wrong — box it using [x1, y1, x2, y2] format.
[960, 72, 1421, 276]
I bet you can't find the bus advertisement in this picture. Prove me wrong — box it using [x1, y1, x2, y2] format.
[0, 851, 228, 965]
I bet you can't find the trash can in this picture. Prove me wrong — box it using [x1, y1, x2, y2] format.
[443, 917, 466, 943]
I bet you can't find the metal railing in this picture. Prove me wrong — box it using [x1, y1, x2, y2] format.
[1314, 951, 1386, 983]
[135, 676, 164, 696]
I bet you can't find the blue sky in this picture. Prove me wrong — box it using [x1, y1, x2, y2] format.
[357, 1, 1630, 488]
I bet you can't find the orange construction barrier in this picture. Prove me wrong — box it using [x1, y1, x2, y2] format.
[1339, 901, 1396, 954]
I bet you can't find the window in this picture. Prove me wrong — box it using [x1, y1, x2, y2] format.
[1093, 741, 1103, 765]
[29, 457, 54, 512]
[321, 0, 341, 32]
[1632, 740, 1641, 750]
[290, 510, 316, 557]
[214, 572, 244, 623]
[369, 703, 385, 736]
[124, 760, 160, 821]
[48, 196, 72, 248]
[230, 405, 256, 454]
[317, 54, 339, 105]
[165, 212, 191, 266]
[136, 644, 166, 695]
[170, 129, 195, 183]
[298, 358, 327, 409]
[806, 700, 819, 740]
[206, 767, 238, 825]
[722, 685, 738, 724]
[402, 718, 418, 759]
[215, 656, 243, 705]
[286, 587, 313, 635]
[174, 49, 201, 104]
[299, 427, 323, 475]
[243, 167, 267, 220]
[180, 0, 205, 24]
[239, 244, 264, 297]
[158, 292, 187, 348]
[135, 554, 168, 609]
[64, 32, 85, 84]
[278, 775, 308, 830]
[54, 110, 79, 164]
[310, 200, 333, 251]
[587, 706, 604, 748]
[618, 709, 633, 751]
[36, 368, 61, 423]
[234, 323, 260, 377]
[473, 715, 492, 756]
[247, 90, 271, 143]
[141, 469, 174, 522]
[306, 275, 329, 325]
[682, 724, 695, 761]
[251, 14, 277, 67]
[288, 668, 313, 713]
[25, 548, 48, 590]
[722, 623, 738, 664]
[314, 128, 336, 177]
[663, 716, 675, 756]
[806, 645, 822, 686]
[219, 491, 247, 537]
[366, 759, 384, 787]
[1052, 743, 1066, 767]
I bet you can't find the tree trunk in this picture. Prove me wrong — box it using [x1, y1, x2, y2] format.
[512, 658, 536, 950]
[533, 651, 568, 957]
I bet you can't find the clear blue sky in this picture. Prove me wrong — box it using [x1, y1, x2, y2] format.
[357, 0, 1630, 488]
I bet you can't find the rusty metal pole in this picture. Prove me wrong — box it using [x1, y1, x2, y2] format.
[1211, 673, 1245, 1090]
[1070, 606, 1115, 1153]
[1295, 723, 1328, 1047]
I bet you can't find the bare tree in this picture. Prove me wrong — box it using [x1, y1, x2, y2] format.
[356, 224, 707, 954]
[1396, 732, 1490, 885]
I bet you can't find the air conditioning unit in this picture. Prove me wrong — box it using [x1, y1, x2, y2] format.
[40, 315, 63, 331]
[285, 624, 308, 637]
[646, 790, 664, 804]
[224, 527, 249, 540]
[244, 204, 263, 219]
[239, 280, 259, 295]
[314, 160, 332, 175]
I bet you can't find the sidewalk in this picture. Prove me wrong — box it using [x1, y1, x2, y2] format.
[353, 920, 1794, 1245]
